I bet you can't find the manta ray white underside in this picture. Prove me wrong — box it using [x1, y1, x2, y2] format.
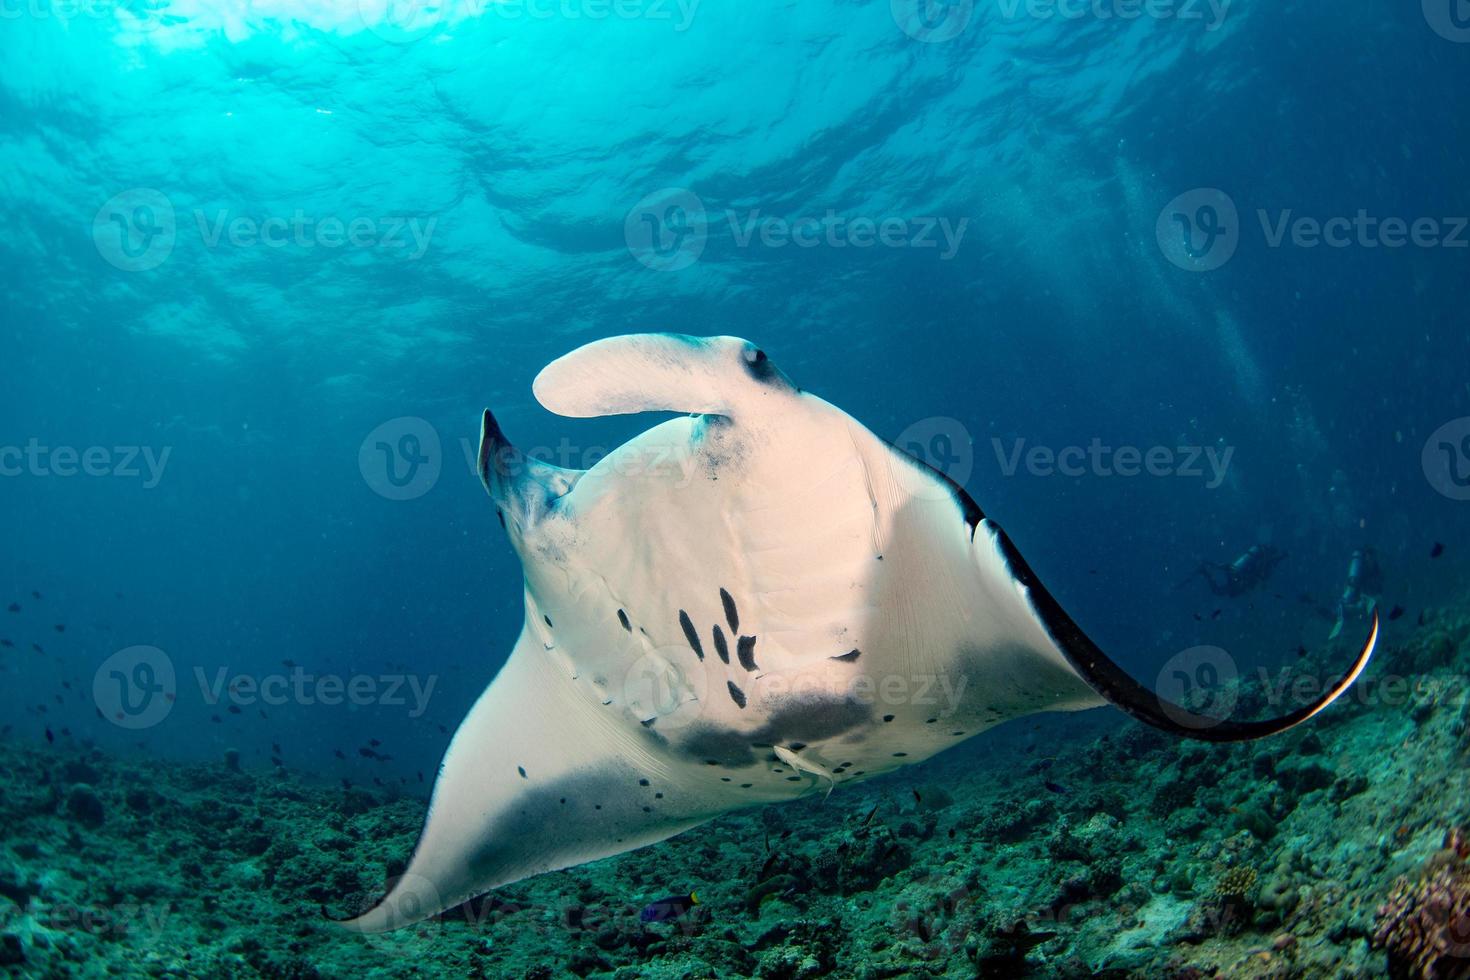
[342, 334, 1377, 933]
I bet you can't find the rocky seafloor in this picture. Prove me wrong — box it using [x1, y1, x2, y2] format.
[4, 604, 1470, 979]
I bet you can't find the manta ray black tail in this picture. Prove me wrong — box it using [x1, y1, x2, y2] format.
[989, 521, 1378, 743]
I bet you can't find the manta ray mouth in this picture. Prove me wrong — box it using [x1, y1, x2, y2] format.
[988, 520, 1378, 743]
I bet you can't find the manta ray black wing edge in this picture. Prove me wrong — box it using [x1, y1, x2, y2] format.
[988, 520, 1378, 743]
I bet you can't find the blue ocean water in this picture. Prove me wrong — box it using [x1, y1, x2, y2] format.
[1, 0, 1467, 793]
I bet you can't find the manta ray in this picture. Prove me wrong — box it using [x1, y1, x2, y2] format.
[343, 334, 1377, 933]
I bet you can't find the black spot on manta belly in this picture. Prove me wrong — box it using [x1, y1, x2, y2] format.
[517, 766, 527, 778]
[719, 588, 739, 632]
[678, 610, 704, 661]
[727, 680, 747, 709]
[712, 625, 730, 664]
[544, 615, 553, 628]
[617, 609, 631, 632]
[737, 635, 759, 671]
[830, 649, 861, 663]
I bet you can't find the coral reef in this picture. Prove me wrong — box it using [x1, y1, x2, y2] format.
[0, 600, 1466, 976]
[1374, 828, 1470, 979]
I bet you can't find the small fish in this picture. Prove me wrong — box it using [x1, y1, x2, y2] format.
[417, 771, 424, 783]
[341, 778, 352, 790]
[1388, 605, 1405, 621]
[1295, 644, 1308, 658]
[0, 640, 12, 648]
[210, 714, 222, 723]
[31, 643, 43, 654]
[912, 789, 923, 805]
[640, 892, 699, 924]
[1192, 612, 1203, 622]
[272, 742, 282, 755]
[1211, 609, 1222, 620]
[1043, 780, 1069, 795]
[54, 624, 65, 633]
[369, 738, 382, 748]
[44, 727, 54, 744]
[6, 604, 18, 613]
[1431, 542, 1445, 559]
[227, 705, 241, 715]
[281, 659, 297, 669]
[359, 747, 378, 760]
[31, 591, 41, 600]
[437, 724, 448, 734]
[270, 756, 284, 767]
[334, 749, 346, 760]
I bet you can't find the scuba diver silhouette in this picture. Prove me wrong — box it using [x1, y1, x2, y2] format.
[1329, 547, 1382, 640]
[1184, 544, 1288, 598]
